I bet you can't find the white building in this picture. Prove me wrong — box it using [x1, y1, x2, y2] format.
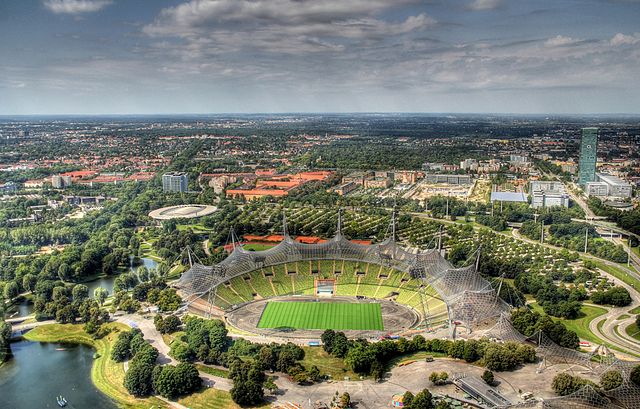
[530, 181, 570, 208]
[586, 173, 632, 199]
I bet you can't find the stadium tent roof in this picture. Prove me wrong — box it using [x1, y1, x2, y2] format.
[490, 191, 527, 202]
[176, 214, 510, 330]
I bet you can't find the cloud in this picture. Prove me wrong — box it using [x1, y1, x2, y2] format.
[610, 32, 640, 46]
[544, 35, 578, 47]
[43, 0, 112, 14]
[142, 0, 434, 57]
[468, 0, 502, 11]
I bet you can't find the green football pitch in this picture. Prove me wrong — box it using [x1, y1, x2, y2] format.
[257, 301, 384, 331]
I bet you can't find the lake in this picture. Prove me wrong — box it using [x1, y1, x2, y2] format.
[0, 340, 117, 408]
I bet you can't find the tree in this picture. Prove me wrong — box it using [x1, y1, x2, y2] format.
[631, 365, 640, 386]
[170, 341, 194, 362]
[482, 370, 495, 386]
[3, 281, 19, 300]
[94, 287, 109, 306]
[636, 315, 640, 329]
[155, 314, 181, 334]
[56, 304, 76, 324]
[257, 346, 276, 370]
[371, 360, 385, 381]
[264, 376, 278, 394]
[321, 329, 336, 353]
[119, 298, 140, 313]
[435, 401, 452, 409]
[331, 332, 349, 358]
[308, 365, 322, 382]
[339, 392, 351, 409]
[411, 388, 434, 409]
[22, 274, 37, 293]
[429, 372, 448, 385]
[124, 361, 154, 396]
[402, 391, 414, 408]
[552, 373, 590, 396]
[344, 343, 374, 374]
[230, 360, 265, 406]
[72, 284, 89, 302]
[0, 320, 12, 363]
[600, 370, 623, 391]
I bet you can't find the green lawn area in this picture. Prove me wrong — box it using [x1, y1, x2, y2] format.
[179, 388, 270, 409]
[177, 223, 214, 233]
[560, 305, 608, 345]
[24, 323, 165, 409]
[626, 323, 640, 342]
[257, 301, 384, 331]
[241, 243, 276, 251]
[301, 346, 359, 380]
[629, 306, 640, 315]
[387, 350, 448, 369]
[196, 364, 229, 378]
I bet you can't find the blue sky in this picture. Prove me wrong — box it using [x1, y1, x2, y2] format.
[1, 0, 640, 114]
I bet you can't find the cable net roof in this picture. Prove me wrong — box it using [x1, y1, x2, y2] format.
[176, 226, 504, 328]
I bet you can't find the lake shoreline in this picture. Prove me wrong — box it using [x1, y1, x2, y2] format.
[23, 322, 165, 409]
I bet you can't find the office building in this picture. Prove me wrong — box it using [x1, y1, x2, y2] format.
[162, 172, 189, 193]
[578, 127, 598, 186]
[425, 174, 472, 185]
[586, 173, 632, 199]
[530, 181, 570, 208]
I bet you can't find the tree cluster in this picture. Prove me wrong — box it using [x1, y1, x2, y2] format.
[321, 330, 536, 377]
[510, 308, 579, 349]
[112, 328, 202, 399]
[591, 287, 632, 307]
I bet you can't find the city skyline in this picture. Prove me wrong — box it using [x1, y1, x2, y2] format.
[2, 0, 640, 115]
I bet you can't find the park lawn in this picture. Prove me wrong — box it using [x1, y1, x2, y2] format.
[258, 301, 383, 331]
[626, 323, 640, 342]
[24, 323, 166, 409]
[179, 388, 270, 409]
[387, 351, 449, 369]
[196, 364, 230, 378]
[560, 305, 608, 345]
[242, 243, 276, 251]
[629, 306, 640, 315]
[177, 223, 214, 233]
[301, 346, 359, 380]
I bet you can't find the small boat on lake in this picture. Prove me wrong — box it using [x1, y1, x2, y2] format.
[56, 395, 68, 407]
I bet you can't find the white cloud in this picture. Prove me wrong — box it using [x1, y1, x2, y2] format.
[610, 32, 640, 46]
[468, 0, 502, 11]
[142, 0, 434, 56]
[544, 35, 577, 47]
[43, 0, 112, 14]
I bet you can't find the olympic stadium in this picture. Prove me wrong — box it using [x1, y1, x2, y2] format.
[148, 204, 217, 220]
[176, 215, 510, 338]
[174, 214, 640, 408]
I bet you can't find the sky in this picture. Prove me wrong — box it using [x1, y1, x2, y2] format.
[1, 0, 640, 115]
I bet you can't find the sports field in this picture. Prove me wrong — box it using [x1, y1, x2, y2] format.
[257, 301, 384, 331]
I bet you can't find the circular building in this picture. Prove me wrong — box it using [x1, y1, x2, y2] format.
[148, 204, 217, 220]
